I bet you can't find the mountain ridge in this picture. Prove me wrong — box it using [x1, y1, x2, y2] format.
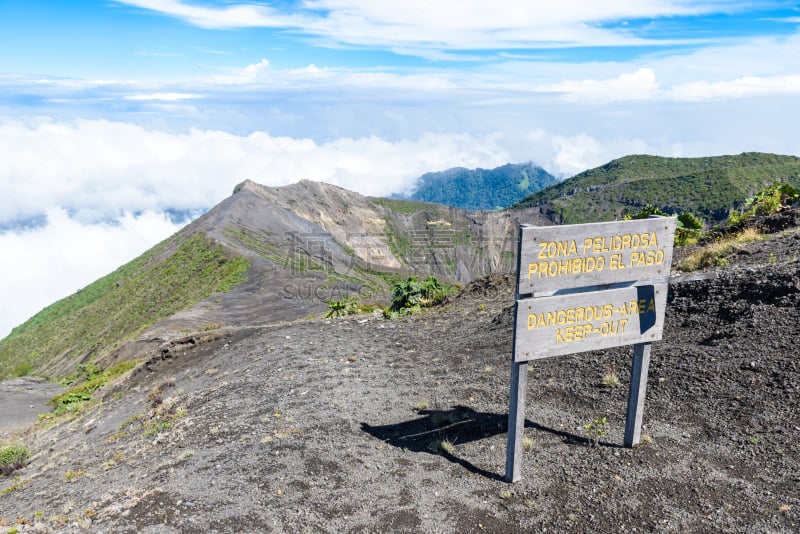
[514, 152, 800, 223]
[400, 162, 557, 210]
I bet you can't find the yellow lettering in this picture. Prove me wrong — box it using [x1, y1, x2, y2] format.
[537, 242, 548, 259]
[564, 327, 574, 342]
[648, 299, 656, 313]
[622, 234, 631, 249]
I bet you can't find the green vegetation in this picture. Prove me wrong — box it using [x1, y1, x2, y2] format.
[522, 435, 535, 451]
[385, 275, 457, 318]
[728, 182, 800, 225]
[623, 205, 704, 246]
[372, 197, 435, 215]
[0, 476, 25, 497]
[583, 417, 608, 447]
[678, 228, 763, 272]
[383, 221, 413, 261]
[402, 162, 557, 210]
[48, 361, 139, 416]
[324, 296, 378, 318]
[0, 444, 30, 476]
[515, 153, 800, 224]
[601, 364, 620, 388]
[0, 232, 250, 379]
[433, 439, 456, 455]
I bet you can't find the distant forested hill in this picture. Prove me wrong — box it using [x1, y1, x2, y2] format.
[402, 163, 558, 210]
[514, 152, 800, 224]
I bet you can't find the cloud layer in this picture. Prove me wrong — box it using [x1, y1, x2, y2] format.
[0, 209, 182, 339]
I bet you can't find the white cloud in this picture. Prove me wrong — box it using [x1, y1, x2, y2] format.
[123, 92, 202, 101]
[115, 0, 758, 50]
[541, 68, 660, 102]
[670, 75, 800, 100]
[117, 0, 300, 29]
[209, 59, 455, 90]
[0, 209, 183, 339]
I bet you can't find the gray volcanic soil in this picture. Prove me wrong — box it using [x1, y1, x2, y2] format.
[1, 226, 800, 532]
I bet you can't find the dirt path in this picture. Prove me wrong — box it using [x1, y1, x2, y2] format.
[0, 378, 63, 440]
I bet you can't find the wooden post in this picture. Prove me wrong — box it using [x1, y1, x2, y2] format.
[505, 360, 528, 482]
[624, 342, 652, 447]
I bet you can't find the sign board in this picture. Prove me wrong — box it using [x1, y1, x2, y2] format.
[514, 283, 667, 361]
[517, 217, 676, 294]
[505, 216, 676, 483]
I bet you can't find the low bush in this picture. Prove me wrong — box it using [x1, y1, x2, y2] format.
[384, 275, 457, 318]
[49, 360, 138, 415]
[729, 182, 800, 225]
[0, 444, 30, 476]
[623, 205, 704, 246]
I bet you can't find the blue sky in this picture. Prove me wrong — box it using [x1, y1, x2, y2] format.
[1, 0, 800, 337]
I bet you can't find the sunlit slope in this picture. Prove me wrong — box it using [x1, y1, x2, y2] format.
[515, 153, 800, 224]
[0, 232, 249, 379]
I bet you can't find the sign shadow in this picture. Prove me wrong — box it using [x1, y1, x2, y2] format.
[361, 406, 619, 481]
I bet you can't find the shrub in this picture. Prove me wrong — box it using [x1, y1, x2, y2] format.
[729, 182, 800, 224]
[49, 360, 138, 415]
[13, 362, 33, 377]
[0, 444, 30, 476]
[385, 275, 456, 318]
[623, 205, 703, 246]
[324, 296, 378, 318]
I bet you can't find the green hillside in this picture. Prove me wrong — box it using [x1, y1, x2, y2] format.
[515, 153, 800, 224]
[0, 232, 249, 380]
[404, 162, 557, 210]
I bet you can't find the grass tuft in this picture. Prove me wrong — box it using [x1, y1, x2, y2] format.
[678, 228, 762, 272]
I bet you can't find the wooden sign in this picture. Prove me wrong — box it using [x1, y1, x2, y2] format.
[505, 216, 676, 483]
[514, 284, 667, 362]
[518, 218, 676, 294]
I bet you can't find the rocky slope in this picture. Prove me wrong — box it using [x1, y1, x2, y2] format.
[1, 210, 798, 533]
